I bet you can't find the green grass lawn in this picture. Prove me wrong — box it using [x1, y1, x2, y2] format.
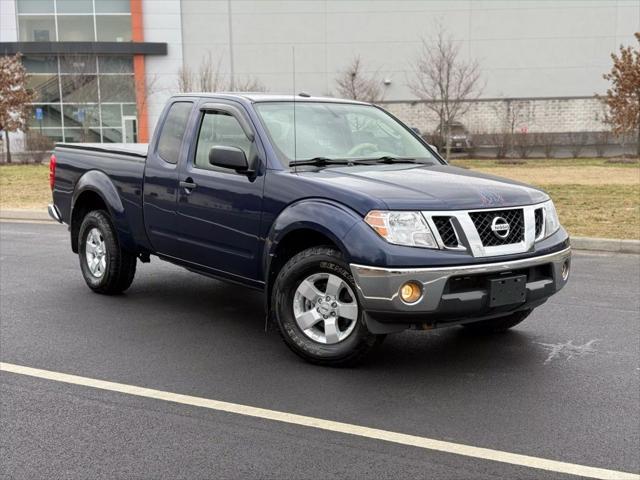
[0, 164, 50, 211]
[1, 160, 639, 239]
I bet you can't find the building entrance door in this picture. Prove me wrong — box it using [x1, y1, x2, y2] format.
[123, 116, 138, 143]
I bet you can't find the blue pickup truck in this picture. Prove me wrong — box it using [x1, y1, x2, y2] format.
[49, 93, 571, 365]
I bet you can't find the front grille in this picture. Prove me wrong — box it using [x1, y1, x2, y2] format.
[534, 208, 544, 239]
[433, 216, 458, 248]
[469, 208, 524, 247]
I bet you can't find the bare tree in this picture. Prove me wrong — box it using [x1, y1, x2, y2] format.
[177, 53, 266, 93]
[0, 54, 36, 163]
[408, 24, 483, 159]
[335, 56, 383, 103]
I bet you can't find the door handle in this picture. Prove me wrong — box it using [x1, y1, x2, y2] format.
[179, 179, 197, 192]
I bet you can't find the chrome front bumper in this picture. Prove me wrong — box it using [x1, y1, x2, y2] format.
[350, 247, 571, 314]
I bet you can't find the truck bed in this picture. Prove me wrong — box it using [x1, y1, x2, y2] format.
[52, 142, 150, 253]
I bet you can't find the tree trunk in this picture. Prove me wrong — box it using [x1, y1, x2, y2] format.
[4, 130, 11, 164]
[637, 125, 640, 158]
[445, 124, 451, 160]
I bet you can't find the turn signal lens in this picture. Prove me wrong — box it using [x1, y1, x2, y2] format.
[561, 259, 570, 281]
[400, 281, 422, 304]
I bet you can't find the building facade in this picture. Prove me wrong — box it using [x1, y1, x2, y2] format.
[1, 0, 639, 152]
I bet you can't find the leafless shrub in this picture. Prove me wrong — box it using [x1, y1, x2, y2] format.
[177, 53, 266, 93]
[407, 23, 483, 159]
[488, 131, 510, 159]
[335, 56, 383, 103]
[234, 76, 266, 92]
[513, 131, 535, 159]
[489, 99, 533, 159]
[534, 132, 556, 159]
[593, 130, 610, 157]
[567, 131, 589, 158]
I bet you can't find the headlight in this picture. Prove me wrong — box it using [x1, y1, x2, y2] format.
[543, 200, 560, 238]
[365, 210, 438, 248]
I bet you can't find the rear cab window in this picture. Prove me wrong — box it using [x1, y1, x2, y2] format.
[157, 101, 193, 164]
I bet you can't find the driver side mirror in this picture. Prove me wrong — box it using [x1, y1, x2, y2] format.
[209, 146, 250, 173]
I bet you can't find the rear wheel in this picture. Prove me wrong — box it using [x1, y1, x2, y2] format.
[462, 309, 532, 334]
[78, 210, 136, 294]
[272, 246, 384, 366]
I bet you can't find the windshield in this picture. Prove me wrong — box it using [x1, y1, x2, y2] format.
[254, 102, 438, 166]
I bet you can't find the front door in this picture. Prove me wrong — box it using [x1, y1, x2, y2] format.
[175, 105, 264, 281]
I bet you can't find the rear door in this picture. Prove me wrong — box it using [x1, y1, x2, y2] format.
[175, 101, 265, 281]
[142, 100, 195, 257]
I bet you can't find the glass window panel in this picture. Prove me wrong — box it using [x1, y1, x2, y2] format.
[96, 15, 131, 42]
[28, 104, 62, 128]
[195, 112, 252, 169]
[99, 75, 134, 102]
[157, 102, 193, 164]
[18, 15, 55, 41]
[56, 0, 93, 13]
[63, 127, 101, 143]
[101, 128, 122, 143]
[27, 129, 63, 145]
[98, 56, 133, 74]
[57, 15, 95, 41]
[22, 55, 58, 74]
[100, 104, 122, 128]
[16, 0, 54, 13]
[60, 55, 96, 74]
[60, 75, 98, 102]
[63, 104, 100, 128]
[95, 0, 130, 13]
[122, 104, 137, 116]
[26, 75, 60, 103]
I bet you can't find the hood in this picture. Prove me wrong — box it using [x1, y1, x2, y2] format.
[295, 163, 548, 211]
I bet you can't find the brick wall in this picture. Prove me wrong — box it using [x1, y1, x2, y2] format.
[382, 96, 607, 135]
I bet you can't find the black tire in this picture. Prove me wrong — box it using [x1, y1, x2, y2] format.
[461, 309, 532, 334]
[78, 209, 136, 294]
[272, 246, 384, 366]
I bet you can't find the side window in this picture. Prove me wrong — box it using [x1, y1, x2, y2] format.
[157, 102, 193, 164]
[194, 111, 252, 170]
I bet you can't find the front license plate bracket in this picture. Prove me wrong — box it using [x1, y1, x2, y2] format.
[489, 275, 527, 307]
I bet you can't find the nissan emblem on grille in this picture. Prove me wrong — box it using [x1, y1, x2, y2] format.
[491, 216, 510, 239]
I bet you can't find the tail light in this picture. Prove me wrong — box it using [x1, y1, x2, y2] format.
[49, 154, 56, 190]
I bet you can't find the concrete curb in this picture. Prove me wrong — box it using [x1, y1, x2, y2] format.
[0, 209, 52, 222]
[1, 209, 638, 254]
[571, 236, 640, 254]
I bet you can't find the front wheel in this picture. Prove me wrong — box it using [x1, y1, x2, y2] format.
[272, 246, 384, 366]
[461, 309, 532, 334]
[78, 210, 137, 294]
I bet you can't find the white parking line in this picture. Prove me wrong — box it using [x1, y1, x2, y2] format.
[1, 361, 638, 480]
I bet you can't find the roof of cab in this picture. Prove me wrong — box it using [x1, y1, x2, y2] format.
[172, 92, 371, 105]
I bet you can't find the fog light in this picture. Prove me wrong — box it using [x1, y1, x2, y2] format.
[561, 260, 570, 281]
[400, 281, 422, 304]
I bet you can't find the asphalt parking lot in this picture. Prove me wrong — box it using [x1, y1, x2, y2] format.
[1, 221, 638, 479]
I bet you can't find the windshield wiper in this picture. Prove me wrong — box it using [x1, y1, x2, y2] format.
[364, 156, 422, 164]
[289, 157, 355, 167]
